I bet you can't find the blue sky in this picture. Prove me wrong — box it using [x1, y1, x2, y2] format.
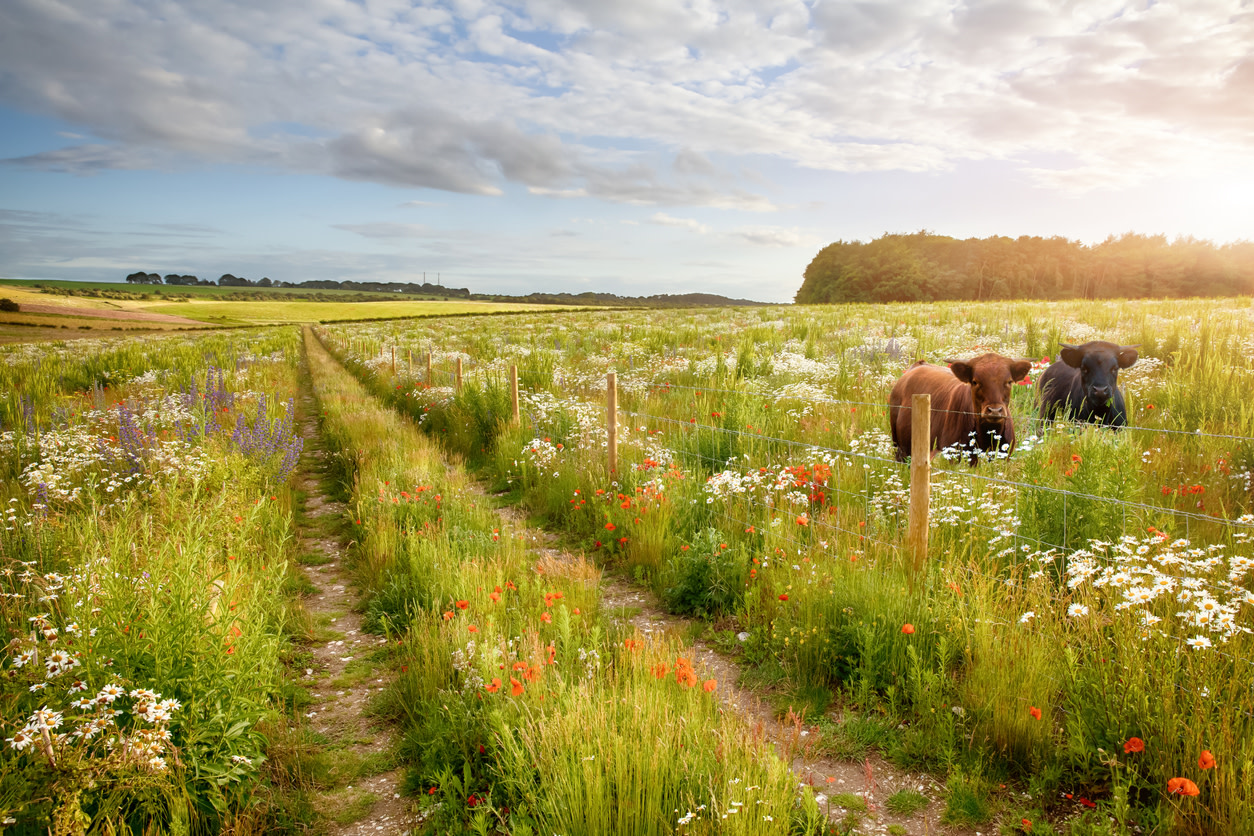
[2, 0, 1252, 303]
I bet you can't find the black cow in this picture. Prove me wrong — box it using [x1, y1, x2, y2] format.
[1038, 341, 1138, 426]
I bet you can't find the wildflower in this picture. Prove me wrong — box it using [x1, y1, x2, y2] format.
[1022, 819, 1032, 830]
[468, 625, 479, 633]
[1067, 603, 1089, 618]
[541, 612, 552, 624]
[703, 679, 717, 693]
[1019, 610, 1036, 624]
[456, 600, 469, 610]
[605, 523, 616, 531]
[778, 594, 788, 602]
[1199, 750, 1216, 770]
[443, 611, 454, 620]
[795, 514, 809, 526]
[901, 623, 915, 635]
[489, 592, 501, 602]
[1124, 737, 1144, 754]
[6, 728, 34, 752]
[1029, 706, 1042, 720]
[510, 677, 524, 696]
[1186, 635, 1212, 650]
[1167, 777, 1200, 797]
[486, 678, 501, 693]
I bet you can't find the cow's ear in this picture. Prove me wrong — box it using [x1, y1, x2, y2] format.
[1060, 344, 1083, 368]
[1009, 360, 1032, 382]
[1117, 345, 1140, 369]
[949, 361, 974, 383]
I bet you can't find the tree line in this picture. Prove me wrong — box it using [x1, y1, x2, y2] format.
[124, 272, 471, 297]
[795, 232, 1254, 304]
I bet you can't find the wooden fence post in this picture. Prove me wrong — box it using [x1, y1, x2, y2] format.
[390, 345, 395, 373]
[908, 393, 932, 583]
[426, 352, 433, 385]
[607, 371, 618, 475]
[456, 357, 463, 392]
[407, 349, 412, 375]
[510, 364, 520, 425]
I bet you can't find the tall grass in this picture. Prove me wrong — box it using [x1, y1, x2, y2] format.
[0, 328, 307, 833]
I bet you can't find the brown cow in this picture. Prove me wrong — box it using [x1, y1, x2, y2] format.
[889, 353, 1032, 464]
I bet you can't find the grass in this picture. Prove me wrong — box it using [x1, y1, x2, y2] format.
[303, 326, 827, 835]
[884, 788, 929, 815]
[0, 327, 312, 832]
[315, 298, 1254, 833]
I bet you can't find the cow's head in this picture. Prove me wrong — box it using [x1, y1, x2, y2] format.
[949, 354, 1032, 426]
[1060, 341, 1138, 407]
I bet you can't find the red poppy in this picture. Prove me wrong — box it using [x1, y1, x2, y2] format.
[486, 678, 501, 693]
[703, 679, 717, 693]
[778, 594, 789, 601]
[1029, 706, 1042, 721]
[541, 612, 552, 624]
[1198, 750, 1216, 770]
[1124, 737, 1144, 754]
[510, 677, 524, 696]
[468, 624, 479, 633]
[605, 522, 616, 530]
[1167, 777, 1200, 797]
[901, 623, 915, 635]
[456, 600, 469, 610]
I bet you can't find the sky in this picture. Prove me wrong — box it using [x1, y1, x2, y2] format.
[1, 0, 1252, 303]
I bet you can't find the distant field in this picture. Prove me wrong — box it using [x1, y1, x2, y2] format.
[0, 280, 583, 330]
[0, 277, 450, 300]
[145, 298, 576, 325]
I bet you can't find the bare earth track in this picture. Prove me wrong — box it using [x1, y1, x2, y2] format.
[294, 368, 418, 835]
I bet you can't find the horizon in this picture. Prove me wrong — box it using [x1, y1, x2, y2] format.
[2, 1, 1253, 304]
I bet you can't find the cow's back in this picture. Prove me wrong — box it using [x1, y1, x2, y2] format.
[889, 363, 971, 459]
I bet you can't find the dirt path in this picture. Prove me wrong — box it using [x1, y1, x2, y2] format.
[293, 364, 418, 836]
[501, 517, 964, 836]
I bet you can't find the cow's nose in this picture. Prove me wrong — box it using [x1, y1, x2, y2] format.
[1091, 386, 1110, 399]
[983, 404, 1006, 419]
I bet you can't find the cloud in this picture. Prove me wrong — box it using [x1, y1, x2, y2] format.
[647, 212, 710, 234]
[1, 0, 1253, 211]
[333, 223, 433, 240]
[3, 144, 165, 174]
[730, 225, 809, 247]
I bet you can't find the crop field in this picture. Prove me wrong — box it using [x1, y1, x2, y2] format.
[0, 282, 576, 330]
[4, 298, 1253, 835]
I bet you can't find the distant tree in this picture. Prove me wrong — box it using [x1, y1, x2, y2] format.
[125, 271, 162, 284]
[218, 274, 253, 287]
[256, 277, 272, 288]
[164, 274, 200, 286]
[798, 232, 1254, 304]
[0, 298, 19, 312]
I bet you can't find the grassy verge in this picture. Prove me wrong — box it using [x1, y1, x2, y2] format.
[0, 329, 318, 832]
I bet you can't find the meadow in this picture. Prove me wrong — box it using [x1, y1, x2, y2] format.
[3, 297, 1253, 835]
[320, 297, 1254, 835]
